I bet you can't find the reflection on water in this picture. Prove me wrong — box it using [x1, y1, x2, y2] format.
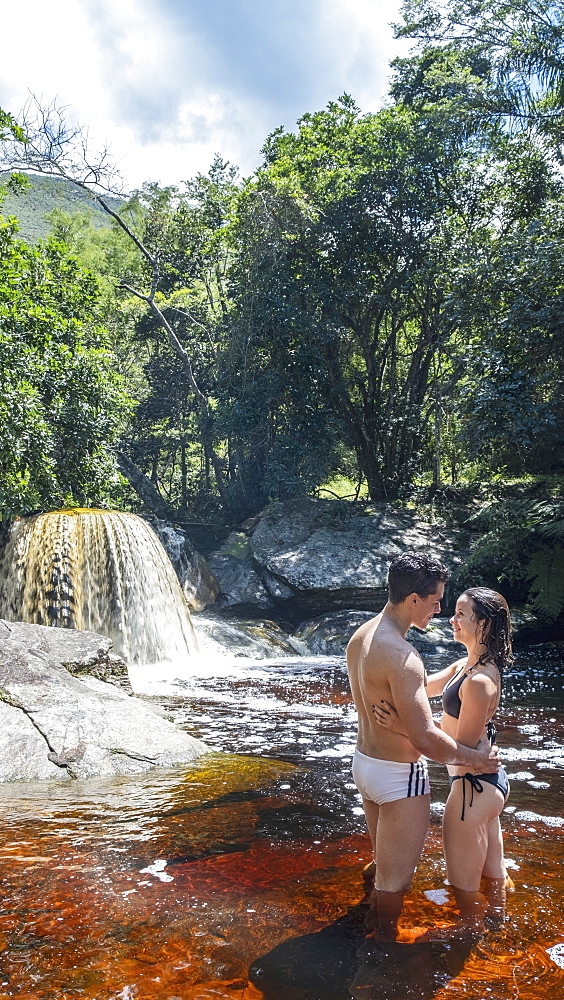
[0, 649, 562, 998]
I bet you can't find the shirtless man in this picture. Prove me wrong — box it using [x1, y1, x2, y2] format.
[346, 551, 499, 941]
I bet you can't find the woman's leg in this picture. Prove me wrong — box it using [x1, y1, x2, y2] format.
[481, 813, 510, 921]
[482, 814, 506, 880]
[443, 782, 490, 892]
[442, 781, 505, 930]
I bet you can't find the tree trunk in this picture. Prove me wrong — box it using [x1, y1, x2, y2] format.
[116, 452, 179, 521]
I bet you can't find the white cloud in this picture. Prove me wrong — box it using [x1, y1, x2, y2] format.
[1, 0, 408, 190]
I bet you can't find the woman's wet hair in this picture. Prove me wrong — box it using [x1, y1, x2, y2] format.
[463, 587, 513, 674]
[388, 551, 450, 604]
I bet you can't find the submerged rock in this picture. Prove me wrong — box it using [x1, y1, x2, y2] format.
[295, 610, 375, 655]
[195, 614, 308, 659]
[0, 620, 208, 783]
[295, 610, 461, 658]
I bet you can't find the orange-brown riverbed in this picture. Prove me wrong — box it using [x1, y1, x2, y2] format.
[0, 650, 562, 999]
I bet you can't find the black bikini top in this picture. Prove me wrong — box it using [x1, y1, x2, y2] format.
[441, 665, 466, 719]
[442, 665, 498, 745]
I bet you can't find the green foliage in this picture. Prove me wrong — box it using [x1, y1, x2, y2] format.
[447, 191, 564, 471]
[394, 1, 564, 153]
[453, 487, 564, 621]
[0, 171, 122, 243]
[226, 92, 561, 504]
[0, 217, 131, 516]
[115, 159, 242, 518]
[1, 62, 561, 528]
[0, 109, 25, 143]
[527, 545, 564, 620]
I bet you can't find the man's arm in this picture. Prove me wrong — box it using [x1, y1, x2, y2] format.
[390, 652, 499, 770]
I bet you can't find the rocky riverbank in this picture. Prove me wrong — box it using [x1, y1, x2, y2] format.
[167, 497, 469, 620]
[0, 620, 208, 782]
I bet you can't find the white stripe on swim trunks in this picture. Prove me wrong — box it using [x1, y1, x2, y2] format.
[408, 761, 425, 796]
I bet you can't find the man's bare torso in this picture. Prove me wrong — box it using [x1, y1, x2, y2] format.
[346, 612, 425, 763]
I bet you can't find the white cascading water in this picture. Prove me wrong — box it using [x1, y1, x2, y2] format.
[0, 509, 199, 678]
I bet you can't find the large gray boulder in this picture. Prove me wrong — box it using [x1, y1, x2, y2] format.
[0, 620, 208, 782]
[206, 532, 275, 613]
[209, 498, 467, 618]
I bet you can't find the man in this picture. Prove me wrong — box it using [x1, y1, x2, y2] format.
[346, 551, 499, 941]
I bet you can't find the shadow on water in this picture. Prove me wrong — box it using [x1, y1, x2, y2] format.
[249, 902, 477, 1000]
[0, 648, 562, 998]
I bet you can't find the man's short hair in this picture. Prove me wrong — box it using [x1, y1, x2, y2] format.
[388, 551, 449, 604]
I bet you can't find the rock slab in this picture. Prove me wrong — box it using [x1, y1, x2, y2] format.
[209, 498, 467, 618]
[0, 620, 208, 783]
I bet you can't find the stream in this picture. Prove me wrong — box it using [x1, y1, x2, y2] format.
[0, 640, 562, 999]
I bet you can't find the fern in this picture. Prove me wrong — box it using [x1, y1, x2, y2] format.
[527, 544, 564, 621]
[529, 500, 564, 541]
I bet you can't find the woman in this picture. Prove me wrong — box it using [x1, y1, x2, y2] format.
[374, 587, 514, 928]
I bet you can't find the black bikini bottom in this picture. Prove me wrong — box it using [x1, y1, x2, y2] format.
[449, 766, 509, 820]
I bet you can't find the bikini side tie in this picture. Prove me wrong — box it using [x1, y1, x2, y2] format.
[454, 773, 484, 820]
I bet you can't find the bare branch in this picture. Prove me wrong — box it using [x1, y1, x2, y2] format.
[0, 95, 232, 510]
[1, 95, 126, 195]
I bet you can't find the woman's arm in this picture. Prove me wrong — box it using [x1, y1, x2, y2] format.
[372, 699, 408, 736]
[425, 659, 463, 699]
[373, 657, 463, 731]
[454, 674, 496, 749]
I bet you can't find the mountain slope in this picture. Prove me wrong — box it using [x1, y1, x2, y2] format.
[0, 172, 123, 243]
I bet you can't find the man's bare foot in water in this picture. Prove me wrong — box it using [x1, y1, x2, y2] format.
[391, 926, 436, 944]
[411, 921, 479, 942]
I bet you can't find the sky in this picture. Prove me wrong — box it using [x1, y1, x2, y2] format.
[1, 0, 409, 191]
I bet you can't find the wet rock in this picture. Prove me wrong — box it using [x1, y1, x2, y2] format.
[210, 498, 466, 619]
[15, 621, 133, 691]
[207, 532, 275, 612]
[294, 610, 462, 658]
[0, 619, 208, 782]
[406, 619, 461, 657]
[150, 519, 220, 611]
[195, 614, 308, 659]
[295, 610, 375, 655]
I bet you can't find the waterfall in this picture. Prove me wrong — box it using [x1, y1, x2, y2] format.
[0, 509, 199, 668]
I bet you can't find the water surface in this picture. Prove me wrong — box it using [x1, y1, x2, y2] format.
[0, 649, 562, 999]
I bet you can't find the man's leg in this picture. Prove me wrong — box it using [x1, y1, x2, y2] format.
[361, 797, 378, 891]
[373, 794, 430, 939]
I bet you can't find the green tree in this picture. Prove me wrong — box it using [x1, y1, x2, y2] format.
[117, 159, 241, 518]
[1, 102, 243, 519]
[0, 106, 242, 510]
[394, 1, 564, 153]
[0, 215, 131, 516]
[387, 3, 563, 483]
[224, 95, 556, 502]
[452, 191, 564, 472]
